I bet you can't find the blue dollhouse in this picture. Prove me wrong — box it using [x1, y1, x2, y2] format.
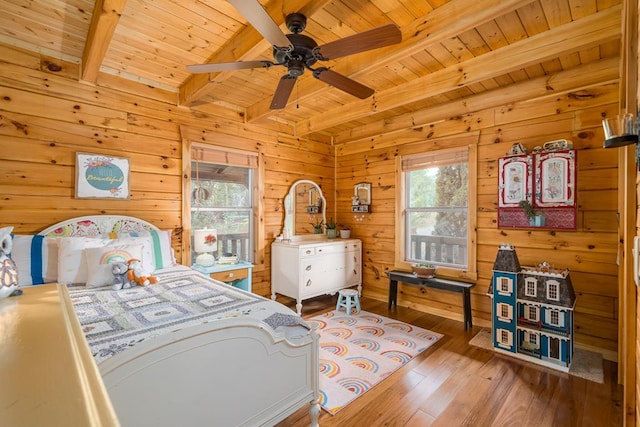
[488, 243, 576, 372]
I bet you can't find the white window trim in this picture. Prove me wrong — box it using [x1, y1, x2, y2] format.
[498, 276, 513, 296]
[394, 139, 478, 281]
[525, 277, 537, 297]
[497, 328, 513, 349]
[526, 305, 539, 322]
[546, 280, 560, 301]
[546, 309, 565, 327]
[497, 302, 513, 322]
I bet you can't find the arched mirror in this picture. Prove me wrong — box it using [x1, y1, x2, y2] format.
[282, 179, 326, 240]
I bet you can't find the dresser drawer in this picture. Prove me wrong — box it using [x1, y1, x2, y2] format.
[210, 268, 249, 283]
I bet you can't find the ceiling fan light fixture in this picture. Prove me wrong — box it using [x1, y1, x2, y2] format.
[288, 60, 304, 77]
[188, 1, 403, 109]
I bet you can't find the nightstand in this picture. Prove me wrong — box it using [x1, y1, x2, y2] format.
[192, 260, 253, 292]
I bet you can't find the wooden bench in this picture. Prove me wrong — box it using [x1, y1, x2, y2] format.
[386, 270, 474, 330]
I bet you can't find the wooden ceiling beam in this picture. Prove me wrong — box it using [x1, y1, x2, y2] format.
[178, 0, 328, 107]
[81, 0, 128, 84]
[245, 0, 534, 123]
[294, 4, 622, 136]
[335, 57, 620, 151]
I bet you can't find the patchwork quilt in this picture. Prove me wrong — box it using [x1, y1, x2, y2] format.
[69, 266, 309, 364]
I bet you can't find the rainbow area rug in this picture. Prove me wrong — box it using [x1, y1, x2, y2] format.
[306, 310, 443, 414]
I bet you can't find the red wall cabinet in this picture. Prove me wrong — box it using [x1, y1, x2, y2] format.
[498, 149, 576, 230]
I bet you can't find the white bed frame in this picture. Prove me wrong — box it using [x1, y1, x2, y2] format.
[40, 215, 320, 427]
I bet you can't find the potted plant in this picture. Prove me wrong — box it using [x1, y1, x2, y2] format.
[310, 218, 324, 234]
[326, 217, 338, 238]
[412, 262, 437, 278]
[519, 200, 545, 227]
[339, 224, 351, 239]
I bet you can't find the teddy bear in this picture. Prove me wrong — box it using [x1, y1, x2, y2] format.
[112, 261, 131, 291]
[127, 258, 158, 287]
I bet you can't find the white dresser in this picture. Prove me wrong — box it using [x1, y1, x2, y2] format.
[271, 238, 362, 314]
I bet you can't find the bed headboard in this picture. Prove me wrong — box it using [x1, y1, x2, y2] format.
[39, 215, 160, 238]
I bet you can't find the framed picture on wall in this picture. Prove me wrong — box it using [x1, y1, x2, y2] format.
[75, 152, 130, 199]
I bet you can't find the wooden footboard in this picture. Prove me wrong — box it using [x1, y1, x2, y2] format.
[99, 318, 320, 427]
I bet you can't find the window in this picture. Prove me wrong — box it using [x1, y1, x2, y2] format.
[548, 310, 563, 326]
[526, 305, 539, 322]
[188, 144, 259, 263]
[498, 276, 512, 295]
[529, 333, 538, 346]
[497, 303, 513, 322]
[400, 146, 476, 272]
[546, 280, 560, 301]
[497, 329, 513, 348]
[525, 278, 537, 297]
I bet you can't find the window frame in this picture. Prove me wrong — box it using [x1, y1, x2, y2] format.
[396, 144, 477, 280]
[525, 277, 537, 297]
[181, 130, 265, 268]
[546, 280, 560, 301]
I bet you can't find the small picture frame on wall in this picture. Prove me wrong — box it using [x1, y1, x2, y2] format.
[75, 152, 130, 199]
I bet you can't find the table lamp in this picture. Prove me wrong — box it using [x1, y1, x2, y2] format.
[193, 229, 217, 267]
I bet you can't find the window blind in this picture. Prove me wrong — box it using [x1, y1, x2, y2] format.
[192, 146, 258, 169]
[402, 148, 468, 171]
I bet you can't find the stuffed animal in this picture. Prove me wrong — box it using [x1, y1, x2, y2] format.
[127, 258, 158, 286]
[0, 226, 20, 299]
[112, 261, 131, 291]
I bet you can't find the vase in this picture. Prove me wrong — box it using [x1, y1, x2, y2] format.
[529, 215, 545, 227]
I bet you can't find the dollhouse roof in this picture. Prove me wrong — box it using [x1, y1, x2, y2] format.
[492, 243, 521, 273]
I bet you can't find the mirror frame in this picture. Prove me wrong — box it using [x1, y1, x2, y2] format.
[282, 179, 326, 240]
[354, 182, 372, 205]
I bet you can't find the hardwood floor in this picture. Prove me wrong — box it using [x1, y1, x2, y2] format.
[275, 295, 623, 427]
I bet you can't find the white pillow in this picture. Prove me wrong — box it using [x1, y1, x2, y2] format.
[11, 235, 59, 286]
[84, 243, 143, 288]
[57, 237, 112, 285]
[114, 236, 155, 273]
[114, 230, 174, 271]
[120, 229, 176, 269]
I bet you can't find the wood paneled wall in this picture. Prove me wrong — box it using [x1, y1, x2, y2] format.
[0, 41, 621, 357]
[0, 42, 334, 299]
[335, 65, 621, 358]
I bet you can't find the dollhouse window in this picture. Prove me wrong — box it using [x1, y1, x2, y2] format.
[498, 277, 513, 295]
[549, 310, 562, 326]
[528, 333, 538, 347]
[525, 305, 539, 322]
[497, 329, 513, 347]
[498, 303, 512, 321]
[525, 278, 537, 297]
[546, 280, 560, 301]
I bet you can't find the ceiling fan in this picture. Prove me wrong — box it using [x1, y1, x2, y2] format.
[187, 0, 402, 109]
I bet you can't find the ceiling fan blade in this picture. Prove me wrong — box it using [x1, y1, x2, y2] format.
[315, 23, 402, 60]
[186, 60, 273, 74]
[228, 0, 293, 51]
[313, 68, 374, 99]
[270, 75, 297, 109]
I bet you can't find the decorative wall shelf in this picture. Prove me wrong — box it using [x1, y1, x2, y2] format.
[498, 149, 577, 230]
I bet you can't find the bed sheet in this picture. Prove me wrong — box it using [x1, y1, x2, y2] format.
[68, 265, 310, 364]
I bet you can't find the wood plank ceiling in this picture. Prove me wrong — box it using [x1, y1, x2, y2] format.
[0, 0, 621, 142]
